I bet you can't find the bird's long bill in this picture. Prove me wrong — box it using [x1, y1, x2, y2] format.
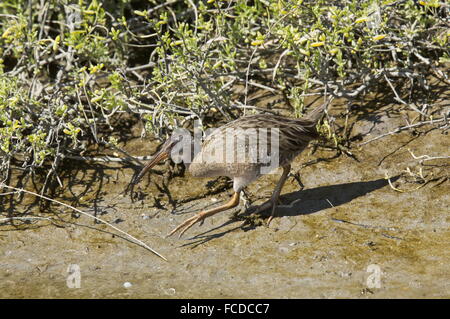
[134, 150, 169, 183]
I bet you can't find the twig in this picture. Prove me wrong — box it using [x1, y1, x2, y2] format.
[408, 149, 450, 164]
[385, 173, 404, 193]
[62, 154, 155, 163]
[147, 0, 180, 15]
[383, 73, 428, 116]
[331, 218, 397, 232]
[272, 49, 290, 82]
[247, 80, 278, 93]
[100, 140, 146, 166]
[359, 117, 446, 146]
[244, 48, 258, 116]
[381, 233, 403, 240]
[186, 0, 198, 35]
[0, 183, 167, 261]
[126, 62, 156, 72]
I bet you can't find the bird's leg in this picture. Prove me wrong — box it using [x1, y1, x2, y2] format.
[241, 188, 252, 210]
[267, 164, 291, 224]
[253, 165, 291, 225]
[167, 191, 240, 238]
[289, 171, 304, 190]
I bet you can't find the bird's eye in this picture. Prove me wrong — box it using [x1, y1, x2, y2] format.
[168, 135, 182, 147]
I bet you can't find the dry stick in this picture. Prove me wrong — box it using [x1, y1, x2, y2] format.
[0, 184, 167, 261]
[63, 155, 148, 163]
[186, 0, 198, 35]
[126, 62, 156, 72]
[100, 140, 145, 166]
[272, 49, 290, 82]
[331, 217, 397, 232]
[385, 173, 405, 193]
[408, 149, 450, 164]
[147, 0, 180, 15]
[247, 80, 278, 93]
[383, 73, 428, 116]
[63, 154, 158, 163]
[359, 117, 447, 146]
[243, 48, 258, 116]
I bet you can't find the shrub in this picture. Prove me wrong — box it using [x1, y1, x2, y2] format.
[0, 0, 448, 189]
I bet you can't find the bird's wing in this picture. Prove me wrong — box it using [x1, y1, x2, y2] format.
[198, 114, 318, 164]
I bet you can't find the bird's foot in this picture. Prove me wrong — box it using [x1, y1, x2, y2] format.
[267, 215, 275, 226]
[267, 201, 277, 226]
[241, 189, 252, 210]
[252, 197, 279, 226]
[167, 192, 241, 238]
[166, 212, 207, 238]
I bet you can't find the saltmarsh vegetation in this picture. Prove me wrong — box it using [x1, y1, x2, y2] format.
[0, 0, 448, 194]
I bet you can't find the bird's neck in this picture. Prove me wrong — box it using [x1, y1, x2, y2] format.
[175, 139, 198, 169]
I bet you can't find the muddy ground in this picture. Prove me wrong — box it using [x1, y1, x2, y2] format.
[0, 95, 449, 298]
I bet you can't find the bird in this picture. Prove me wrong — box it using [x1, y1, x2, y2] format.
[134, 102, 327, 238]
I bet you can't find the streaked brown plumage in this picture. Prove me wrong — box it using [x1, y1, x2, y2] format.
[135, 103, 326, 237]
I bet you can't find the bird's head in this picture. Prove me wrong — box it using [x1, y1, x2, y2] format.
[133, 134, 184, 184]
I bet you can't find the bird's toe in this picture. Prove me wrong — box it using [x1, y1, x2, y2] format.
[167, 214, 205, 238]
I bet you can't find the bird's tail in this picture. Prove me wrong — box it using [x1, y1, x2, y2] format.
[305, 97, 333, 124]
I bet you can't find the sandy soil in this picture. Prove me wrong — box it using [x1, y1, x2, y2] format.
[0, 98, 449, 298]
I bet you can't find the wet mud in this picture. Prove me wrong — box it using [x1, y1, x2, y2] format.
[1, 98, 449, 298]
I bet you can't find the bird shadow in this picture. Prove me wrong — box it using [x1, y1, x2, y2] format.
[178, 176, 399, 249]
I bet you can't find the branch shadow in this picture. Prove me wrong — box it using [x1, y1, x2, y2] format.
[180, 176, 399, 249]
[0, 158, 137, 230]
